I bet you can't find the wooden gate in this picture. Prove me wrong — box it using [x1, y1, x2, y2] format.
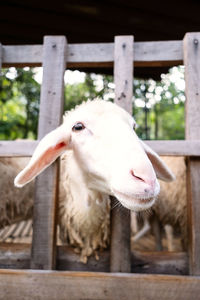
[0, 33, 200, 299]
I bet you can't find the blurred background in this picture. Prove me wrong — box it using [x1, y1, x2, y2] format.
[0, 0, 198, 260]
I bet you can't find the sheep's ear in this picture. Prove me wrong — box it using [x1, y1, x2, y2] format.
[14, 125, 70, 188]
[140, 140, 175, 182]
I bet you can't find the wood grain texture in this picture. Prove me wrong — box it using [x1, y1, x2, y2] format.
[0, 269, 199, 300]
[31, 36, 67, 270]
[2, 40, 183, 68]
[1, 140, 200, 157]
[114, 36, 133, 113]
[0, 243, 188, 275]
[110, 36, 133, 273]
[184, 32, 200, 275]
[145, 140, 200, 156]
[0, 140, 38, 157]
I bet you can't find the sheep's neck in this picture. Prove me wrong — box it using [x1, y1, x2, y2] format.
[60, 152, 109, 223]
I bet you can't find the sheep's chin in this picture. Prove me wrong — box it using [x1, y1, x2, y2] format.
[113, 190, 156, 212]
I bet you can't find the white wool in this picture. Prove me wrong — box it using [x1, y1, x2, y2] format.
[131, 156, 187, 251]
[154, 156, 187, 248]
[0, 158, 33, 227]
[59, 151, 110, 262]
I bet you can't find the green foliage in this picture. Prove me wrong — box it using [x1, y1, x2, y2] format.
[133, 67, 185, 140]
[64, 74, 114, 111]
[0, 66, 185, 141]
[0, 68, 40, 140]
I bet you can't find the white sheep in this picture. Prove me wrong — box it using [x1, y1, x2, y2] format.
[13, 100, 174, 262]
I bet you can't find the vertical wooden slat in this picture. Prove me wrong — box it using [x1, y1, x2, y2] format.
[31, 36, 67, 270]
[110, 36, 133, 273]
[184, 32, 200, 275]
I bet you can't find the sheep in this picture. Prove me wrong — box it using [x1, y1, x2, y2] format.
[12, 100, 174, 262]
[154, 156, 187, 250]
[0, 157, 33, 228]
[131, 156, 187, 252]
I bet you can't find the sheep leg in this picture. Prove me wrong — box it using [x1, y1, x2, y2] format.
[152, 214, 163, 251]
[131, 212, 139, 234]
[132, 217, 150, 242]
[164, 224, 175, 252]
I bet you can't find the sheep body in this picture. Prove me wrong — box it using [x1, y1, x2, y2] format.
[0, 157, 33, 227]
[132, 156, 187, 251]
[154, 156, 187, 248]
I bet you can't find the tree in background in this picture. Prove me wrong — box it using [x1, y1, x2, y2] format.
[133, 66, 185, 140]
[0, 68, 40, 140]
[0, 66, 185, 141]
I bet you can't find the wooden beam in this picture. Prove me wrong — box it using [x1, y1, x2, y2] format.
[0, 268, 199, 300]
[134, 40, 183, 67]
[114, 36, 133, 111]
[31, 36, 67, 270]
[184, 32, 200, 275]
[110, 36, 133, 273]
[0, 140, 38, 157]
[0, 243, 188, 275]
[2, 40, 183, 68]
[1, 140, 200, 157]
[132, 251, 188, 275]
[2, 45, 43, 67]
[145, 140, 200, 156]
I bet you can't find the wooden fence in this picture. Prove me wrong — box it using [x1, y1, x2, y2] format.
[0, 33, 200, 299]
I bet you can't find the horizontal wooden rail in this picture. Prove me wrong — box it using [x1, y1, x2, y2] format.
[1, 140, 200, 157]
[0, 140, 38, 156]
[145, 140, 200, 156]
[0, 243, 188, 275]
[0, 268, 198, 300]
[2, 40, 183, 68]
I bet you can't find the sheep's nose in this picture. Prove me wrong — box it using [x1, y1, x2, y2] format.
[130, 169, 156, 188]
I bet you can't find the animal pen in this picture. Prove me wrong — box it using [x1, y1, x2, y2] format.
[0, 33, 200, 299]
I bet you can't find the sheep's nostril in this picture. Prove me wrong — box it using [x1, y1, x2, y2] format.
[130, 170, 156, 190]
[130, 170, 145, 182]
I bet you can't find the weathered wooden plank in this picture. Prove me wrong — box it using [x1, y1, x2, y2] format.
[145, 140, 200, 156]
[31, 36, 67, 270]
[0, 243, 30, 269]
[184, 32, 200, 275]
[0, 243, 188, 275]
[132, 251, 188, 275]
[0, 269, 199, 300]
[2, 40, 183, 68]
[114, 36, 133, 112]
[0, 140, 38, 157]
[1, 140, 200, 157]
[135, 40, 183, 67]
[2, 45, 43, 67]
[110, 36, 133, 273]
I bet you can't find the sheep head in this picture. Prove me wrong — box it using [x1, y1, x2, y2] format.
[14, 100, 174, 212]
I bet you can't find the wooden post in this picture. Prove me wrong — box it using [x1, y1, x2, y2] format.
[31, 36, 67, 269]
[110, 36, 133, 272]
[184, 32, 200, 275]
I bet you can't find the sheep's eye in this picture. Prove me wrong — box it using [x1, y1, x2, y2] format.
[72, 122, 85, 132]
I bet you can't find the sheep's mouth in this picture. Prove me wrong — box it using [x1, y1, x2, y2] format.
[112, 189, 156, 211]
